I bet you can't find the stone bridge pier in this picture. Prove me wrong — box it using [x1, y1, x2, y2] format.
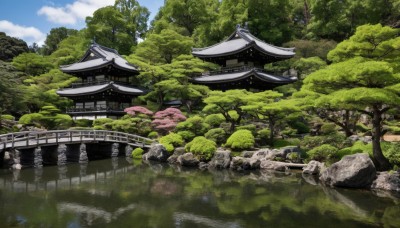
[1, 142, 136, 169]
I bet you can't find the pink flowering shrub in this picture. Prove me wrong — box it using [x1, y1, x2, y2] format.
[152, 108, 186, 134]
[124, 106, 154, 116]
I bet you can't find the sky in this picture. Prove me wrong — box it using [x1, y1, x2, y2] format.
[0, 0, 164, 46]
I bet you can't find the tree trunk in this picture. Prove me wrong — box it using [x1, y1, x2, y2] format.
[269, 118, 275, 147]
[371, 107, 391, 171]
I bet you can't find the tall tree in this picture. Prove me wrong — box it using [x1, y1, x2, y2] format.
[12, 53, 53, 76]
[42, 27, 78, 55]
[114, 0, 150, 39]
[86, 6, 134, 55]
[0, 61, 26, 115]
[0, 32, 29, 62]
[301, 24, 400, 170]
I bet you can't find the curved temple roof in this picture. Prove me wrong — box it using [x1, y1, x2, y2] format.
[192, 68, 297, 84]
[56, 82, 146, 97]
[60, 43, 138, 73]
[192, 26, 295, 59]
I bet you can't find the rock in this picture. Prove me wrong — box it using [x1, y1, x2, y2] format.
[371, 172, 400, 192]
[302, 173, 319, 185]
[241, 151, 255, 158]
[279, 146, 301, 158]
[12, 163, 22, 170]
[260, 160, 289, 172]
[251, 149, 269, 160]
[199, 162, 209, 170]
[167, 147, 186, 164]
[303, 160, 324, 175]
[4, 151, 10, 160]
[249, 158, 261, 169]
[320, 153, 376, 188]
[265, 149, 281, 160]
[143, 144, 170, 162]
[209, 151, 231, 169]
[230, 157, 249, 171]
[177, 153, 199, 167]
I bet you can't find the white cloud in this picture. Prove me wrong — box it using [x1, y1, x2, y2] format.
[0, 20, 46, 45]
[38, 0, 115, 25]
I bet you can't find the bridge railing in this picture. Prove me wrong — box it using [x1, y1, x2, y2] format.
[0, 130, 155, 150]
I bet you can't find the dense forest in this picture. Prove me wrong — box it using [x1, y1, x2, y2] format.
[1, 0, 400, 171]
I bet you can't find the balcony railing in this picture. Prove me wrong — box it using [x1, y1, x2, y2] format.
[65, 80, 131, 89]
[203, 66, 295, 77]
[66, 106, 125, 114]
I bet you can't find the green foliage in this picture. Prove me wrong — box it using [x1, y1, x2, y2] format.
[42, 27, 78, 55]
[12, 53, 53, 76]
[356, 123, 369, 133]
[236, 124, 257, 136]
[301, 133, 350, 151]
[175, 116, 210, 136]
[338, 141, 371, 159]
[177, 131, 195, 142]
[204, 114, 225, 128]
[1, 115, 15, 121]
[320, 123, 337, 135]
[74, 119, 93, 128]
[306, 144, 339, 162]
[288, 120, 310, 134]
[159, 132, 184, 153]
[148, 131, 159, 139]
[93, 118, 114, 130]
[204, 128, 226, 144]
[225, 129, 255, 151]
[18, 113, 42, 126]
[0, 32, 29, 61]
[384, 143, 400, 167]
[132, 148, 144, 159]
[185, 136, 217, 161]
[285, 40, 337, 60]
[18, 106, 72, 130]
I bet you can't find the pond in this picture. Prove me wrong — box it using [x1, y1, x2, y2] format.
[0, 158, 399, 228]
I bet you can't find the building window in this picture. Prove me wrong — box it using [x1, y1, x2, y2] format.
[226, 59, 238, 67]
[96, 75, 105, 81]
[85, 102, 95, 109]
[76, 103, 83, 109]
[96, 101, 106, 110]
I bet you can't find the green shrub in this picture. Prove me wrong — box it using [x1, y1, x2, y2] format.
[337, 141, 371, 159]
[273, 138, 302, 148]
[289, 121, 310, 134]
[301, 133, 350, 151]
[384, 142, 400, 167]
[356, 123, 369, 133]
[185, 136, 217, 160]
[18, 113, 43, 126]
[236, 124, 257, 135]
[204, 114, 225, 127]
[132, 148, 144, 159]
[93, 118, 113, 130]
[306, 144, 339, 162]
[1, 115, 15, 121]
[175, 116, 210, 136]
[204, 128, 226, 144]
[177, 130, 195, 141]
[225, 129, 255, 151]
[148, 131, 159, 139]
[74, 119, 93, 128]
[320, 123, 337, 135]
[281, 127, 297, 137]
[159, 132, 184, 154]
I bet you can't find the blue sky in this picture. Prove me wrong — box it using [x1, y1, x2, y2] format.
[0, 0, 164, 45]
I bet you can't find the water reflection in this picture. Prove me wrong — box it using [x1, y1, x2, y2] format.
[0, 158, 398, 227]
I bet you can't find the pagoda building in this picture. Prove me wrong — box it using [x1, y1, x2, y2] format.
[57, 42, 146, 120]
[191, 25, 297, 90]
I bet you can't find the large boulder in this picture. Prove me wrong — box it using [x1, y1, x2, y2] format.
[371, 172, 400, 192]
[320, 153, 376, 188]
[260, 160, 289, 172]
[177, 153, 199, 167]
[230, 157, 251, 171]
[167, 147, 186, 164]
[143, 144, 170, 162]
[303, 160, 325, 175]
[209, 150, 231, 169]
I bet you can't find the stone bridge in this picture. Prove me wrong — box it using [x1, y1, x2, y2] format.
[0, 130, 155, 168]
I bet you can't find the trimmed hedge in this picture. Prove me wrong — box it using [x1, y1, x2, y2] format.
[132, 148, 144, 159]
[159, 132, 184, 153]
[185, 136, 217, 161]
[225, 129, 255, 151]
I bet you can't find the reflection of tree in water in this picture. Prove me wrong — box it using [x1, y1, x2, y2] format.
[0, 159, 398, 227]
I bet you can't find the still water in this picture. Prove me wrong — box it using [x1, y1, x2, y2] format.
[0, 158, 399, 228]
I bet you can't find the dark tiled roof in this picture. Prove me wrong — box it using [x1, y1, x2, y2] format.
[56, 82, 145, 97]
[192, 26, 295, 59]
[60, 43, 138, 73]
